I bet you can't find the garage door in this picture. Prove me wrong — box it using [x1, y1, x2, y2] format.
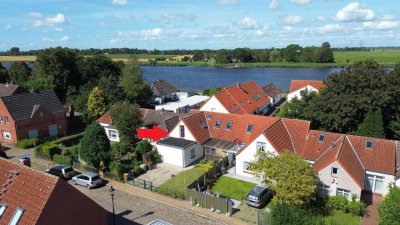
[28, 129, 38, 138]
[48, 124, 58, 136]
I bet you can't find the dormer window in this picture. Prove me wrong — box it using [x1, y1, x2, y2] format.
[366, 140, 373, 149]
[318, 134, 325, 142]
[246, 124, 253, 133]
[215, 120, 221, 128]
[226, 121, 233, 130]
[0, 204, 7, 219]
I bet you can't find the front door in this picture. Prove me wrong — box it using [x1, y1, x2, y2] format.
[48, 124, 58, 136]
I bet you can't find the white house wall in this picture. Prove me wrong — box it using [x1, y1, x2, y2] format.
[183, 144, 203, 167]
[199, 96, 229, 114]
[156, 144, 184, 167]
[365, 170, 395, 195]
[169, 121, 197, 142]
[287, 85, 318, 102]
[318, 161, 362, 200]
[235, 134, 277, 178]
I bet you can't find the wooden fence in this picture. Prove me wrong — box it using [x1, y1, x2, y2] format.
[127, 178, 155, 191]
[185, 157, 233, 214]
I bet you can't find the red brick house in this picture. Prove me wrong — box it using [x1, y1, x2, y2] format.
[0, 91, 67, 144]
[0, 157, 108, 225]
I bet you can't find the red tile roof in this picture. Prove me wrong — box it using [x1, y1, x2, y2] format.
[262, 83, 284, 99]
[289, 80, 325, 93]
[97, 111, 113, 125]
[0, 158, 107, 225]
[301, 130, 343, 160]
[239, 80, 271, 108]
[263, 120, 295, 154]
[282, 119, 310, 153]
[182, 112, 210, 144]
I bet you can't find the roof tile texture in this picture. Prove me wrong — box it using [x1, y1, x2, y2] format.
[289, 80, 325, 93]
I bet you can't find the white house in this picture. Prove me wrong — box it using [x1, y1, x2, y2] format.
[155, 95, 210, 113]
[287, 80, 325, 102]
[200, 81, 271, 115]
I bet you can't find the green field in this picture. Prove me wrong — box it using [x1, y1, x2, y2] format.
[334, 50, 400, 66]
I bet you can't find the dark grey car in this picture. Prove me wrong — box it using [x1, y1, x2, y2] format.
[46, 165, 75, 179]
[245, 185, 274, 208]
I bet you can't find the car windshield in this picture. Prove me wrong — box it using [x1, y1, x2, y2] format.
[248, 194, 259, 200]
[91, 175, 101, 181]
[64, 168, 73, 173]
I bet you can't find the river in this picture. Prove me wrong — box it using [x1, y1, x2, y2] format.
[1, 62, 341, 90]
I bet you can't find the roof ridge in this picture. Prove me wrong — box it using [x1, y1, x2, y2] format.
[0, 157, 58, 181]
[281, 119, 296, 152]
[345, 135, 366, 170]
[314, 135, 345, 162]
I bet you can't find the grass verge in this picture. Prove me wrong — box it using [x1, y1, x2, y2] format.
[211, 176, 255, 201]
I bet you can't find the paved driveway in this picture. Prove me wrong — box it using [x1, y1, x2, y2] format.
[136, 163, 186, 187]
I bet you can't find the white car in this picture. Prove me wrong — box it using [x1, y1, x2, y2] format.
[72, 172, 102, 189]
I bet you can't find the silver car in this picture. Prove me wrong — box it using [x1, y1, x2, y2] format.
[72, 172, 102, 189]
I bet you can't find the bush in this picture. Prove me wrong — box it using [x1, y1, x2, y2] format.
[63, 145, 79, 158]
[15, 137, 39, 149]
[53, 154, 73, 166]
[109, 161, 131, 176]
[328, 196, 348, 211]
[346, 200, 366, 216]
[135, 140, 152, 159]
[271, 203, 325, 225]
[42, 143, 60, 158]
[53, 133, 84, 147]
[133, 165, 143, 175]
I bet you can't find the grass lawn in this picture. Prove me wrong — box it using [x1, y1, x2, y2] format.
[211, 176, 256, 201]
[334, 50, 400, 67]
[324, 210, 361, 225]
[156, 167, 207, 199]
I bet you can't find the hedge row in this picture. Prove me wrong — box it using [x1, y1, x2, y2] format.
[53, 154, 73, 166]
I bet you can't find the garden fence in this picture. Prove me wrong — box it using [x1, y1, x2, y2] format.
[257, 208, 271, 225]
[127, 178, 155, 191]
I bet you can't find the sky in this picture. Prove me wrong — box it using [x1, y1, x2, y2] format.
[0, 0, 399, 51]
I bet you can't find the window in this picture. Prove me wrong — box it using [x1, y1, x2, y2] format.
[79, 175, 89, 181]
[365, 174, 384, 194]
[226, 121, 233, 130]
[0, 204, 7, 219]
[2, 131, 11, 140]
[207, 114, 212, 120]
[190, 148, 196, 159]
[179, 125, 185, 138]
[366, 140, 373, 149]
[0, 116, 3, 123]
[108, 130, 117, 139]
[256, 142, 266, 152]
[215, 120, 221, 128]
[9, 208, 24, 225]
[318, 134, 325, 142]
[243, 161, 252, 173]
[331, 167, 338, 177]
[39, 111, 44, 118]
[4, 116, 9, 124]
[336, 188, 351, 200]
[246, 124, 253, 133]
[317, 183, 330, 197]
[199, 120, 207, 128]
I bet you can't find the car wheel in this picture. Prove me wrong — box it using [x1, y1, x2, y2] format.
[86, 184, 91, 189]
[72, 180, 77, 185]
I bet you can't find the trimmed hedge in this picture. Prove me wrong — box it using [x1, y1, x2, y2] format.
[42, 143, 59, 158]
[15, 138, 40, 149]
[328, 196, 366, 216]
[53, 133, 83, 147]
[53, 154, 73, 166]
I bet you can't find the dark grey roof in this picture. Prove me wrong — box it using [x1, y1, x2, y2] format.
[1, 91, 64, 121]
[203, 138, 235, 150]
[157, 137, 195, 149]
[161, 116, 181, 132]
[152, 80, 179, 97]
[0, 83, 27, 97]
[262, 83, 284, 99]
[140, 108, 185, 130]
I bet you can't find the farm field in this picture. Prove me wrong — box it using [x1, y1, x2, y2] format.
[334, 50, 400, 66]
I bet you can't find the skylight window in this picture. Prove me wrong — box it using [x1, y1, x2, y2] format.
[246, 124, 253, 133]
[0, 204, 7, 219]
[9, 208, 24, 225]
[226, 121, 233, 130]
[318, 134, 325, 142]
[199, 120, 207, 128]
[215, 120, 221, 128]
[366, 140, 373, 149]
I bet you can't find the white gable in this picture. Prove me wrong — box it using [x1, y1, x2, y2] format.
[199, 96, 229, 114]
[169, 120, 197, 142]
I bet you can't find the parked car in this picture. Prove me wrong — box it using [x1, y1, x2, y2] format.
[245, 185, 274, 208]
[72, 172, 103, 189]
[46, 165, 75, 179]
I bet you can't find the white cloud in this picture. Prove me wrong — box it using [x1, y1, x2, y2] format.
[54, 27, 63, 32]
[281, 15, 305, 25]
[255, 26, 269, 36]
[43, 35, 69, 43]
[290, 0, 311, 5]
[317, 16, 326, 22]
[318, 24, 343, 33]
[268, 0, 279, 11]
[283, 26, 293, 32]
[238, 17, 259, 29]
[33, 13, 67, 27]
[334, 2, 374, 22]
[110, 28, 164, 44]
[160, 13, 197, 24]
[27, 12, 43, 19]
[140, 28, 163, 40]
[218, 0, 237, 4]
[363, 20, 400, 30]
[112, 0, 127, 5]
[381, 15, 395, 21]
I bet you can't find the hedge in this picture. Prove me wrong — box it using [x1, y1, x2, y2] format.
[53, 133, 83, 147]
[53, 154, 73, 166]
[15, 138, 40, 149]
[42, 143, 59, 158]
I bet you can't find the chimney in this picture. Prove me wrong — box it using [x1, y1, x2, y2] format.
[236, 82, 240, 87]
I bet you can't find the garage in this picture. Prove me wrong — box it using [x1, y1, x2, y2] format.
[156, 137, 203, 167]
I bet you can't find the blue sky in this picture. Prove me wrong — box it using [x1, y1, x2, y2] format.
[0, 0, 399, 50]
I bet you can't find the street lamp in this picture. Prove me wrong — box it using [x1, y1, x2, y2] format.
[109, 185, 116, 225]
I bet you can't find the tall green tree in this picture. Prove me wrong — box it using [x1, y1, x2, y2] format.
[356, 108, 385, 138]
[79, 122, 111, 169]
[215, 49, 232, 64]
[192, 51, 205, 61]
[79, 55, 121, 83]
[7, 61, 31, 85]
[87, 86, 107, 120]
[269, 49, 281, 62]
[9, 47, 20, 56]
[316, 42, 334, 63]
[252, 151, 317, 206]
[110, 102, 142, 145]
[34, 47, 84, 101]
[0, 64, 9, 83]
[232, 48, 255, 63]
[378, 185, 400, 225]
[120, 58, 152, 105]
[283, 44, 303, 62]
